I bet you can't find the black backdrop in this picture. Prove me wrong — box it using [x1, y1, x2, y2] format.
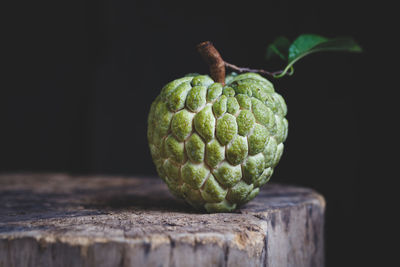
[1, 0, 388, 266]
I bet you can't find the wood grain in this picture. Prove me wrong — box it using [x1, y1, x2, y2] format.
[0, 174, 325, 267]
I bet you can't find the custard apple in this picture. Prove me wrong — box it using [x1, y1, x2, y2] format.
[147, 72, 288, 212]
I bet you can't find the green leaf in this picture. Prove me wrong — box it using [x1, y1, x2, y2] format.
[266, 36, 290, 61]
[273, 34, 362, 78]
[288, 34, 362, 62]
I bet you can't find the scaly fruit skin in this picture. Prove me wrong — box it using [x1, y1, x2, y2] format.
[147, 73, 288, 212]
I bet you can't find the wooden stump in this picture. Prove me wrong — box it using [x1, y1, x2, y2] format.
[0, 174, 325, 267]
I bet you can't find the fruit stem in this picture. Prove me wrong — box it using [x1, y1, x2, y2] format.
[197, 41, 294, 80]
[196, 41, 226, 84]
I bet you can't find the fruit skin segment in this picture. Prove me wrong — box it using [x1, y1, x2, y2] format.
[147, 73, 288, 212]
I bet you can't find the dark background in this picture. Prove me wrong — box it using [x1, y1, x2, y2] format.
[1, 0, 389, 266]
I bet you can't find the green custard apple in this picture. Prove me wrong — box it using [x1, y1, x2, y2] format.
[147, 72, 288, 212]
[146, 35, 362, 212]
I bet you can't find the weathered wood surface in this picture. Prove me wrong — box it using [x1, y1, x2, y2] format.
[0, 174, 325, 267]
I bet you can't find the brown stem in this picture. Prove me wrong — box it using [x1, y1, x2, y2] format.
[196, 41, 226, 84]
[196, 41, 289, 81]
